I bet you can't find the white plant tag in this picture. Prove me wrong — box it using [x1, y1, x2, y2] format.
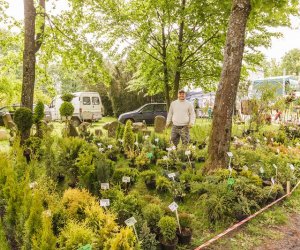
[289, 164, 295, 171]
[125, 217, 137, 226]
[273, 164, 277, 169]
[101, 183, 110, 190]
[168, 173, 176, 179]
[100, 199, 110, 207]
[271, 177, 275, 185]
[122, 176, 131, 183]
[227, 152, 233, 157]
[168, 202, 179, 212]
[260, 167, 264, 174]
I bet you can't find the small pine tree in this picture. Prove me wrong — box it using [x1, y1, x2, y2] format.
[122, 120, 135, 154]
[33, 101, 45, 138]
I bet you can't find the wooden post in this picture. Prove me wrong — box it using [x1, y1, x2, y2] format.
[287, 181, 291, 195]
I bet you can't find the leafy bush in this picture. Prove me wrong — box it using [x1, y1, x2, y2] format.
[156, 176, 172, 193]
[61, 93, 75, 102]
[14, 107, 33, 133]
[143, 204, 164, 230]
[139, 222, 158, 250]
[179, 212, 192, 228]
[59, 102, 74, 118]
[33, 101, 45, 123]
[158, 216, 177, 242]
[112, 167, 139, 184]
[123, 120, 135, 154]
[104, 227, 136, 250]
[134, 151, 151, 170]
[59, 221, 96, 249]
[140, 170, 157, 184]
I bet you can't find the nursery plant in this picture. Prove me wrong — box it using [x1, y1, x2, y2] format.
[158, 216, 178, 249]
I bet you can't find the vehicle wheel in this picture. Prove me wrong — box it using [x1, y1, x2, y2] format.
[71, 117, 81, 127]
[124, 118, 134, 124]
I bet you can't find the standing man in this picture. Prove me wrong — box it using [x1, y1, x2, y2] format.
[166, 89, 196, 146]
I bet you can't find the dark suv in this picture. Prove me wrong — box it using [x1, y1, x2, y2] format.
[118, 103, 167, 124]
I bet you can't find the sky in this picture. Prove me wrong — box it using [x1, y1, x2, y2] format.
[5, 0, 300, 61]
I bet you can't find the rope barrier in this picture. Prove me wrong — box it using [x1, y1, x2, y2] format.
[194, 180, 300, 250]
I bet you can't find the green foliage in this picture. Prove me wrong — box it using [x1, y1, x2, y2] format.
[179, 212, 192, 228]
[140, 170, 157, 183]
[123, 120, 135, 154]
[14, 107, 33, 133]
[156, 176, 172, 193]
[33, 101, 45, 124]
[104, 227, 136, 250]
[59, 221, 96, 249]
[139, 222, 158, 250]
[61, 93, 75, 102]
[142, 204, 164, 230]
[59, 102, 74, 118]
[158, 216, 177, 242]
[112, 167, 139, 184]
[134, 151, 151, 170]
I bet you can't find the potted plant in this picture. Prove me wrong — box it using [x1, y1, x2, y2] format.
[172, 182, 186, 203]
[156, 176, 172, 194]
[158, 216, 178, 250]
[143, 204, 164, 232]
[141, 170, 157, 190]
[177, 213, 193, 245]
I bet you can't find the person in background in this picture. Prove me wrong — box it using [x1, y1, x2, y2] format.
[166, 89, 196, 146]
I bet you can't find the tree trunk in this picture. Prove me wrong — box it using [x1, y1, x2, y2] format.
[173, 0, 186, 100]
[22, 0, 36, 110]
[207, 0, 251, 171]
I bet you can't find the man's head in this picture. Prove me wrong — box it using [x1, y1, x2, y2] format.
[178, 89, 186, 101]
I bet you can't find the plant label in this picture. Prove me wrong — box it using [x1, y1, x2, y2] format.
[101, 183, 110, 190]
[289, 164, 295, 171]
[125, 216, 137, 226]
[227, 177, 235, 186]
[122, 176, 131, 183]
[147, 152, 153, 159]
[100, 199, 110, 207]
[168, 173, 176, 180]
[168, 201, 179, 212]
[271, 177, 275, 185]
[260, 167, 264, 174]
[227, 152, 233, 158]
[228, 166, 232, 172]
[273, 164, 277, 169]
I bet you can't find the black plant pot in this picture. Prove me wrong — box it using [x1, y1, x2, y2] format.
[160, 236, 178, 250]
[145, 180, 156, 190]
[174, 195, 184, 203]
[184, 183, 191, 193]
[197, 157, 205, 163]
[235, 212, 247, 221]
[177, 228, 192, 245]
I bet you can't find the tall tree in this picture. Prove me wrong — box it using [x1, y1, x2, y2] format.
[207, 0, 251, 171]
[22, 0, 45, 110]
[282, 48, 300, 76]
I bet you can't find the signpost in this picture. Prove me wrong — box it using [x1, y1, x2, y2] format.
[125, 217, 138, 240]
[168, 201, 181, 234]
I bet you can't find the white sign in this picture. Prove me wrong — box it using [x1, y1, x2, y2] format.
[168, 173, 176, 179]
[243, 165, 248, 171]
[122, 176, 131, 183]
[168, 202, 179, 212]
[271, 177, 275, 185]
[228, 166, 232, 172]
[273, 164, 277, 169]
[100, 199, 110, 207]
[289, 164, 295, 171]
[185, 150, 191, 156]
[227, 152, 233, 157]
[101, 183, 110, 190]
[259, 167, 264, 174]
[125, 217, 137, 226]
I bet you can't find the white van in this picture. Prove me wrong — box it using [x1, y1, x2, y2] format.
[49, 92, 103, 126]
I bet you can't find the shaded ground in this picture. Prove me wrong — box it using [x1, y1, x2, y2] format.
[254, 213, 300, 250]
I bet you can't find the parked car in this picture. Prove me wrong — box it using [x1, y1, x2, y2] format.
[118, 103, 167, 124]
[0, 104, 51, 126]
[49, 92, 104, 126]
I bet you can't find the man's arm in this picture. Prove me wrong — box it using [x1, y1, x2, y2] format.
[166, 102, 173, 127]
[188, 103, 196, 126]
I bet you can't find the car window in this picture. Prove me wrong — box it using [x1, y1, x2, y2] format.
[92, 97, 100, 105]
[154, 104, 167, 112]
[83, 97, 91, 105]
[141, 104, 154, 112]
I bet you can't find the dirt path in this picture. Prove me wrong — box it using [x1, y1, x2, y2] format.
[254, 213, 300, 250]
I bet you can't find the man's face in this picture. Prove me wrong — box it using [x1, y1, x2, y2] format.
[178, 91, 186, 100]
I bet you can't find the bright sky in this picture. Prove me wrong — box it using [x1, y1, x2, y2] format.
[5, 0, 300, 61]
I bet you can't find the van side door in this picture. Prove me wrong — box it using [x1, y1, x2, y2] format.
[81, 96, 93, 120]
